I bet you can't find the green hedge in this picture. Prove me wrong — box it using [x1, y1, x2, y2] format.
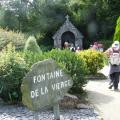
[45, 49, 88, 93]
[0, 43, 27, 103]
[77, 49, 105, 75]
[22, 49, 88, 93]
[22, 51, 45, 68]
[0, 28, 26, 50]
[1, 48, 104, 103]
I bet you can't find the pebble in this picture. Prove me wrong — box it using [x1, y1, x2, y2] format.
[0, 104, 100, 120]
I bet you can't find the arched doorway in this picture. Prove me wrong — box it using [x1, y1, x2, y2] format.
[61, 31, 75, 48]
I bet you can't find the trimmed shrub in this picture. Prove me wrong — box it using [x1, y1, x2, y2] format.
[24, 36, 42, 53]
[77, 49, 105, 75]
[114, 16, 120, 41]
[0, 43, 27, 103]
[45, 49, 88, 93]
[0, 28, 26, 50]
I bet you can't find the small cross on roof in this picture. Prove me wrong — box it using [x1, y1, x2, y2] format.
[65, 15, 70, 21]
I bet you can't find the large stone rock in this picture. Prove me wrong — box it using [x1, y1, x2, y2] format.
[59, 93, 80, 108]
[76, 103, 91, 109]
[21, 59, 73, 111]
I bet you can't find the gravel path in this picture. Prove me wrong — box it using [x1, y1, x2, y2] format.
[0, 104, 100, 120]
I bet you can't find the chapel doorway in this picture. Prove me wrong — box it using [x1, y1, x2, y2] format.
[61, 31, 75, 48]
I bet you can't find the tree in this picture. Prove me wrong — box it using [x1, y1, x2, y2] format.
[0, 0, 29, 31]
[114, 16, 120, 41]
[0, 0, 120, 48]
[0, 9, 19, 30]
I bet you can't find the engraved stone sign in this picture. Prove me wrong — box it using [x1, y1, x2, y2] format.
[21, 59, 73, 112]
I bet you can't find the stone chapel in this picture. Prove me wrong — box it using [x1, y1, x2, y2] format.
[53, 15, 83, 49]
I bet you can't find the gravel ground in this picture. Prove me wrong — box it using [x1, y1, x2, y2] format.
[0, 104, 100, 120]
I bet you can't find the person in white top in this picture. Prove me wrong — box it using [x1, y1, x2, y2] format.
[105, 41, 120, 90]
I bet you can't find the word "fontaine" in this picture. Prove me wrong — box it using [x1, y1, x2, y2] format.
[33, 69, 63, 84]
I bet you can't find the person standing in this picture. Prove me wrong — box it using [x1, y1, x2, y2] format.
[98, 43, 104, 52]
[105, 41, 120, 91]
[92, 42, 98, 50]
[64, 42, 69, 49]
